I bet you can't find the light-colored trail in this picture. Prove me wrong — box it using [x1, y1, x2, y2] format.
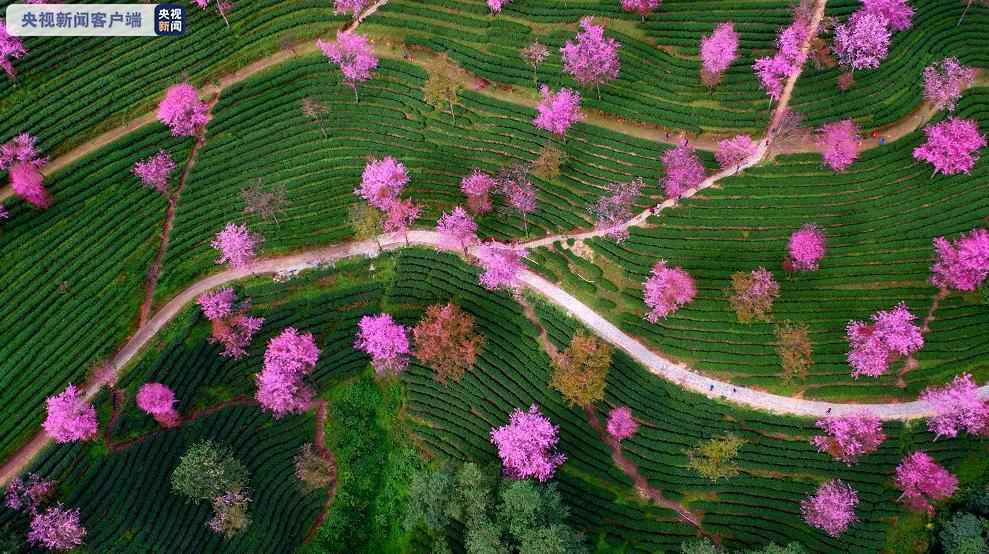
[4, 226, 983, 485]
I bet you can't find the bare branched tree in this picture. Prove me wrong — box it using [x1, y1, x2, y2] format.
[301, 98, 330, 138]
[242, 179, 290, 224]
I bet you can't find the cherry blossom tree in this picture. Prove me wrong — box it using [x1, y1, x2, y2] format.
[923, 58, 977, 112]
[520, 41, 550, 84]
[643, 260, 697, 322]
[777, 18, 811, 68]
[490, 404, 566, 481]
[461, 169, 496, 214]
[861, 0, 914, 31]
[846, 302, 924, 378]
[355, 313, 411, 377]
[661, 143, 706, 199]
[476, 241, 527, 290]
[715, 134, 757, 173]
[192, 0, 231, 26]
[912, 117, 986, 177]
[727, 267, 780, 323]
[383, 197, 420, 244]
[334, 0, 372, 19]
[606, 406, 639, 442]
[5, 473, 55, 513]
[487, 0, 511, 14]
[211, 223, 260, 269]
[753, 54, 793, 102]
[801, 480, 858, 537]
[561, 17, 621, 94]
[158, 83, 209, 137]
[930, 228, 989, 292]
[357, 156, 409, 210]
[811, 412, 885, 465]
[43, 385, 98, 443]
[197, 288, 264, 359]
[920, 373, 989, 439]
[412, 303, 484, 384]
[786, 224, 826, 272]
[621, 0, 661, 21]
[0, 19, 27, 80]
[436, 206, 478, 255]
[700, 22, 739, 88]
[895, 452, 958, 513]
[1, 133, 51, 209]
[207, 488, 252, 538]
[817, 119, 860, 172]
[588, 177, 643, 243]
[317, 31, 378, 102]
[496, 164, 537, 237]
[833, 12, 891, 71]
[132, 150, 176, 194]
[136, 383, 180, 427]
[28, 505, 86, 551]
[256, 327, 320, 418]
[533, 86, 584, 138]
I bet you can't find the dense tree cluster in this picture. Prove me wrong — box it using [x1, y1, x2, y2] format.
[43, 384, 98, 443]
[157, 84, 209, 137]
[211, 223, 261, 269]
[355, 313, 411, 377]
[895, 452, 958, 513]
[816, 119, 860, 172]
[1, 133, 51, 209]
[930, 227, 989, 292]
[811, 412, 885, 465]
[801, 480, 858, 537]
[197, 287, 265, 359]
[412, 303, 484, 384]
[550, 331, 612, 407]
[533, 86, 584, 137]
[846, 302, 924, 378]
[256, 327, 320, 417]
[171, 441, 251, 539]
[912, 118, 986, 176]
[561, 17, 621, 91]
[136, 382, 180, 428]
[476, 241, 527, 290]
[924, 58, 977, 112]
[643, 260, 696, 322]
[727, 267, 780, 323]
[921, 373, 989, 439]
[700, 22, 739, 88]
[661, 143, 706, 199]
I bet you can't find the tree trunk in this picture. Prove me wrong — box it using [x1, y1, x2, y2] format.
[959, 0, 973, 26]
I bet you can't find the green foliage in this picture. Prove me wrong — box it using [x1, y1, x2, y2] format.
[404, 466, 454, 532]
[681, 539, 807, 554]
[939, 513, 988, 554]
[687, 434, 747, 482]
[680, 539, 722, 554]
[170, 440, 250, 504]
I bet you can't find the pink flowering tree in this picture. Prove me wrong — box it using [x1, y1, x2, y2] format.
[661, 143, 706, 199]
[158, 83, 209, 137]
[811, 412, 885, 465]
[621, 0, 661, 21]
[197, 288, 264, 359]
[589, 177, 643, 243]
[354, 313, 411, 377]
[643, 260, 696, 322]
[487, 0, 511, 14]
[846, 303, 924, 378]
[533, 86, 584, 138]
[930, 228, 989, 292]
[136, 383, 180, 428]
[357, 156, 409, 210]
[786, 224, 826, 272]
[912, 118, 986, 177]
[475, 241, 527, 291]
[461, 169, 496, 214]
[490, 404, 566, 481]
[211, 223, 260, 269]
[895, 452, 958, 513]
[5, 473, 55, 513]
[436, 206, 478, 255]
[383, 197, 421, 244]
[317, 31, 378, 103]
[606, 406, 639, 442]
[334, 0, 372, 19]
[801, 480, 858, 537]
[1, 133, 51, 209]
[920, 373, 989, 439]
[777, 18, 811, 68]
[833, 12, 891, 72]
[700, 22, 739, 88]
[496, 164, 537, 237]
[0, 19, 27, 80]
[520, 41, 550, 84]
[256, 327, 321, 418]
[43, 385, 98, 443]
[28, 505, 86, 551]
[561, 17, 621, 95]
[715, 134, 758, 173]
[923, 58, 977, 112]
[861, 0, 914, 32]
[817, 119, 860, 172]
[132, 150, 176, 194]
[192, 0, 231, 26]
[753, 54, 793, 102]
